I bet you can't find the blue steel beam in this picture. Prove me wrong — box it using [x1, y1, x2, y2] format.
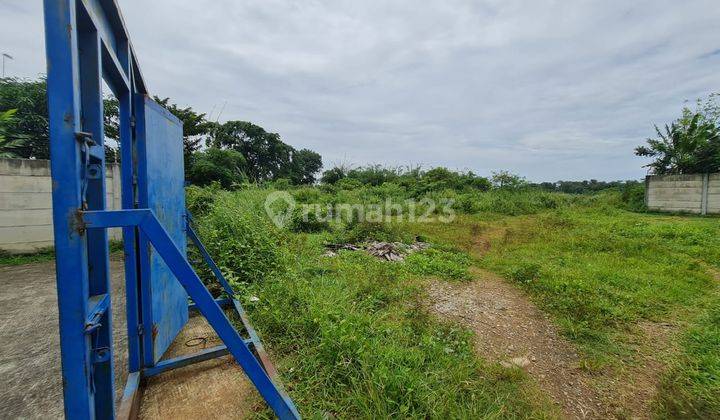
[186, 222, 235, 296]
[118, 88, 142, 375]
[82, 209, 151, 227]
[189, 297, 233, 312]
[44, 0, 104, 418]
[116, 372, 142, 420]
[77, 13, 116, 414]
[48, 0, 300, 416]
[144, 345, 231, 377]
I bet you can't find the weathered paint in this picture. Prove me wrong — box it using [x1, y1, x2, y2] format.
[135, 96, 188, 364]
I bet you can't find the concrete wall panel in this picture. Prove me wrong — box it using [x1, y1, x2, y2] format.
[646, 173, 720, 215]
[0, 158, 122, 252]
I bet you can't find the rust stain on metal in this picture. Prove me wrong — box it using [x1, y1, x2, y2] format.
[72, 209, 87, 236]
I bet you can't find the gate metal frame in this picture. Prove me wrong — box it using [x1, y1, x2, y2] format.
[42, 1, 299, 418]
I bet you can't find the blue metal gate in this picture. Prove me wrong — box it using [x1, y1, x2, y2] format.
[136, 96, 189, 364]
[42, 1, 300, 418]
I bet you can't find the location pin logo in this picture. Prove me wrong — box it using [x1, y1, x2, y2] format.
[264, 191, 296, 228]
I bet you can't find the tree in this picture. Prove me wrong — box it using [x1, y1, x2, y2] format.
[286, 148, 322, 184]
[420, 167, 491, 192]
[321, 166, 347, 184]
[102, 95, 214, 169]
[0, 78, 123, 159]
[0, 109, 29, 158]
[636, 108, 720, 174]
[210, 120, 288, 181]
[187, 147, 247, 188]
[491, 170, 527, 189]
[103, 95, 120, 140]
[0, 77, 49, 158]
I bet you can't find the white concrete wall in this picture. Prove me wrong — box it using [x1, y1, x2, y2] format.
[646, 173, 720, 215]
[708, 174, 720, 214]
[0, 158, 122, 253]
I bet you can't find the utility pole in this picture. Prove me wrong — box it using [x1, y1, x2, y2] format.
[2, 53, 13, 77]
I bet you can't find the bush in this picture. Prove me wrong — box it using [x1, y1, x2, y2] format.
[452, 190, 572, 216]
[338, 221, 410, 244]
[288, 207, 331, 233]
[186, 183, 220, 216]
[506, 261, 542, 284]
[187, 147, 247, 189]
[196, 190, 286, 283]
[404, 248, 471, 280]
[620, 183, 647, 212]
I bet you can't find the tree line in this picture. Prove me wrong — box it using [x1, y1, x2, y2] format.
[0, 77, 322, 186]
[317, 164, 640, 195]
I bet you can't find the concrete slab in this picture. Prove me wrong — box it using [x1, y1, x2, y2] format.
[0, 257, 258, 419]
[138, 314, 258, 420]
[0, 257, 128, 419]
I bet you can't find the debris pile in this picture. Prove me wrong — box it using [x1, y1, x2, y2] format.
[366, 242, 405, 261]
[323, 241, 429, 261]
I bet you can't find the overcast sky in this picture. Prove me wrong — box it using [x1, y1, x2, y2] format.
[2, 1, 719, 181]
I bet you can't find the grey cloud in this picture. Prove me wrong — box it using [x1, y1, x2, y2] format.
[2, 0, 719, 181]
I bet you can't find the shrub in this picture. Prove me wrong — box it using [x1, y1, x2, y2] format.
[288, 207, 331, 233]
[196, 190, 286, 283]
[338, 221, 410, 244]
[620, 183, 647, 212]
[187, 147, 247, 188]
[186, 183, 220, 216]
[404, 248, 471, 280]
[506, 261, 542, 284]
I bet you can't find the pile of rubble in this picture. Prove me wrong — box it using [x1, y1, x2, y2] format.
[324, 241, 429, 261]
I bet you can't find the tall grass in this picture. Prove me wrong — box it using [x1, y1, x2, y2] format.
[186, 183, 718, 417]
[189, 185, 556, 418]
[415, 204, 720, 415]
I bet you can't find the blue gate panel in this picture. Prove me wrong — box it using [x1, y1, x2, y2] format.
[137, 95, 189, 363]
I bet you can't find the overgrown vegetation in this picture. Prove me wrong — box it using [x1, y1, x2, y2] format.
[183, 178, 717, 418]
[4, 73, 718, 416]
[656, 303, 720, 418]
[188, 185, 554, 418]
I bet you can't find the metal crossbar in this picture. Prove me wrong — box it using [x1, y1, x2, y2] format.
[82, 209, 301, 419]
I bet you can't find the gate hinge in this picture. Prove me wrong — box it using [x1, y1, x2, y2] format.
[130, 116, 136, 128]
[137, 324, 144, 336]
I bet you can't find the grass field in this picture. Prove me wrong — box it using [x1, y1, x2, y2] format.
[412, 204, 720, 417]
[181, 185, 720, 418]
[6, 184, 716, 418]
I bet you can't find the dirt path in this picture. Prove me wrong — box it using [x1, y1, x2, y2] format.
[428, 268, 604, 418]
[426, 225, 680, 419]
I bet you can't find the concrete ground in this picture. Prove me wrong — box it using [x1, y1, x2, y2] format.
[139, 315, 256, 420]
[0, 257, 128, 419]
[0, 257, 257, 419]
